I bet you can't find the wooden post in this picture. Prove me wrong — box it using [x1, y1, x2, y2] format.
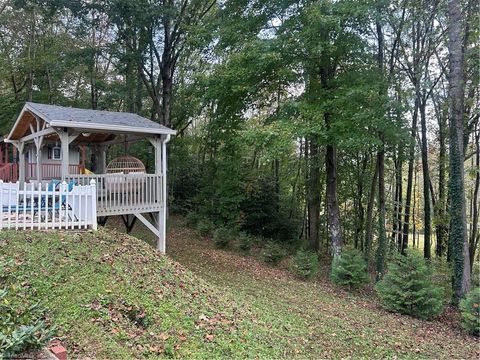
[18, 142, 25, 184]
[36, 143, 42, 182]
[90, 178, 97, 230]
[154, 135, 170, 253]
[59, 129, 69, 181]
[80, 145, 86, 173]
[98, 145, 107, 174]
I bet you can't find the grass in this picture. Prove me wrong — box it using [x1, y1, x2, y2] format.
[0, 230, 291, 358]
[0, 217, 478, 358]
[112, 215, 480, 359]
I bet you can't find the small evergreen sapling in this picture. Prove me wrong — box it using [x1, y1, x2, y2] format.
[185, 212, 202, 227]
[213, 227, 235, 249]
[261, 241, 286, 266]
[196, 219, 214, 237]
[289, 249, 319, 280]
[331, 248, 368, 288]
[375, 250, 444, 320]
[238, 232, 253, 253]
[459, 288, 480, 336]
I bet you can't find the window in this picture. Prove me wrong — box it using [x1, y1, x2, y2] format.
[52, 146, 61, 160]
[48, 146, 62, 160]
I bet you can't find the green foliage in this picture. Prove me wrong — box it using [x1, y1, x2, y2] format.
[289, 249, 319, 280]
[472, 263, 480, 289]
[238, 232, 253, 253]
[196, 219, 214, 238]
[169, 138, 202, 214]
[240, 175, 299, 243]
[375, 250, 444, 320]
[0, 260, 54, 357]
[213, 227, 236, 249]
[331, 248, 368, 288]
[261, 241, 286, 266]
[459, 288, 480, 336]
[184, 212, 202, 228]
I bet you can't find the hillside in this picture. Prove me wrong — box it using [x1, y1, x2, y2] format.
[0, 229, 285, 358]
[1, 222, 479, 359]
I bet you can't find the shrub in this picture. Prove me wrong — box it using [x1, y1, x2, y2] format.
[0, 260, 55, 357]
[375, 250, 444, 320]
[213, 227, 235, 249]
[196, 219, 214, 237]
[185, 212, 202, 228]
[459, 288, 480, 336]
[238, 232, 253, 253]
[289, 249, 319, 280]
[261, 241, 286, 266]
[331, 248, 368, 288]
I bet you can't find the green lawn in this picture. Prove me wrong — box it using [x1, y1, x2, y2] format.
[0, 218, 478, 359]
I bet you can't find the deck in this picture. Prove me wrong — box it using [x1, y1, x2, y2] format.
[66, 173, 163, 217]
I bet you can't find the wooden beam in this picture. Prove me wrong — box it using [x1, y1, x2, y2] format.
[69, 133, 81, 144]
[133, 213, 160, 239]
[100, 134, 146, 146]
[19, 127, 56, 143]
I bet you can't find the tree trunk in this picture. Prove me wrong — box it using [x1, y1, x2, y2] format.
[391, 151, 403, 250]
[355, 154, 368, 250]
[402, 98, 419, 253]
[161, 61, 173, 127]
[419, 98, 432, 259]
[447, 0, 471, 303]
[375, 141, 387, 279]
[307, 140, 320, 251]
[436, 99, 448, 257]
[326, 140, 343, 259]
[364, 160, 378, 265]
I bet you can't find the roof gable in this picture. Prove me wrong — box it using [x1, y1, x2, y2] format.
[7, 102, 176, 141]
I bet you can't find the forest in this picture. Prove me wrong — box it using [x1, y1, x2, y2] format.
[0, 0, 479, 354]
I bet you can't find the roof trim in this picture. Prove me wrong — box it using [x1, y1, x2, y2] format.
[50, 120, 177, 135]
[6, 103, 177, 141]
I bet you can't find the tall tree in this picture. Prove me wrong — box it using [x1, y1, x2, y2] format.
[447, 0, 471, 302]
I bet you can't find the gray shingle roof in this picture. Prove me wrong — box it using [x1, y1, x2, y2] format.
[25, 102, 176, 135]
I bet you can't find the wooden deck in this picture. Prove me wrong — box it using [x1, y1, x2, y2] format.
[66, 173, 163, 217]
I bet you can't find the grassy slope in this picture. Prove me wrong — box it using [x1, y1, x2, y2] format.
[0, 230, 286, 359]
[1, 217, 478, 359]
[116, 216, 479, 359]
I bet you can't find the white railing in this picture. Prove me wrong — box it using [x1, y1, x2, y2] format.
[0, 180, 97, 230]
[66, 173, 163, 217]
[26, 163, 84, 180]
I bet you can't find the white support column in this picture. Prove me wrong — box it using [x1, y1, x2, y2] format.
[153, 136, 164, 252]
[33, 115, 44, 182]
[58, 129, 69, 181]
[18, 142, 25, 184]
[153, 135, 170, 253]
[98, 145, 107, 174]
[35, 143, 43, 182]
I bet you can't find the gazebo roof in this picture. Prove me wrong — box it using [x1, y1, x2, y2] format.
[7, 102, 176, 142]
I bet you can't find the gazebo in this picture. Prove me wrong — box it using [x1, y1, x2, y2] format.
[3, 102, 176, 253]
